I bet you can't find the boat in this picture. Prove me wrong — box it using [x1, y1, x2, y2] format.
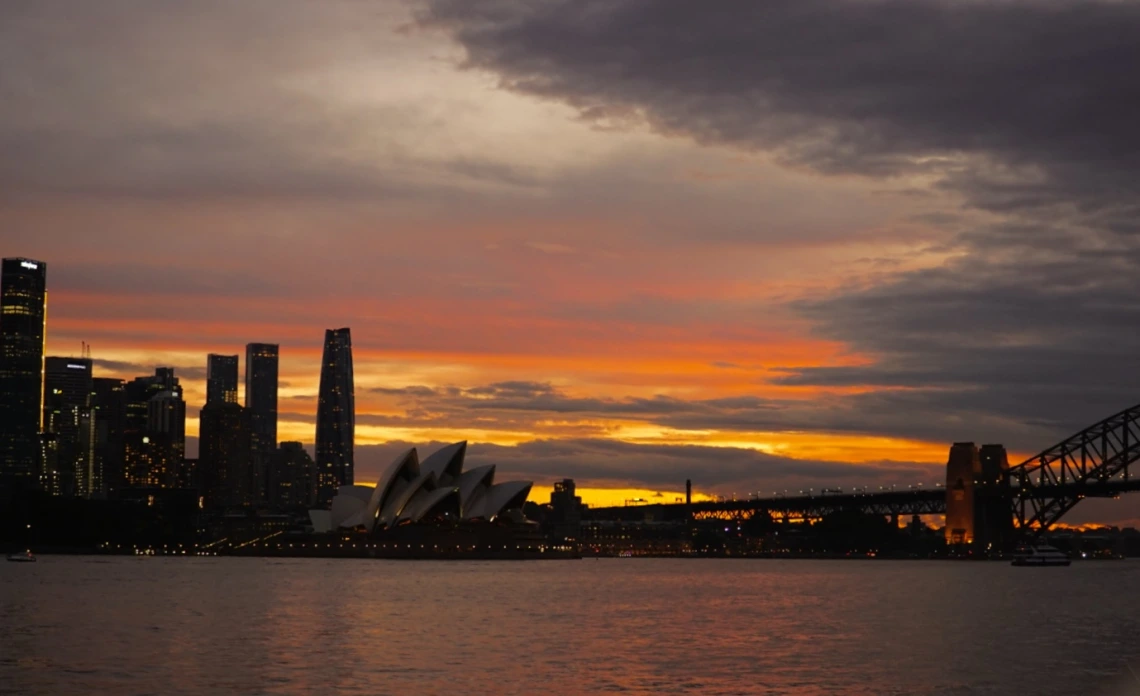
[1011, 545, 1070, 567]
[6, 550, 36, 563]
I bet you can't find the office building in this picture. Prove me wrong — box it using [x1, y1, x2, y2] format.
[122, 368, 185, 489]
[124, 368, 180, 433]
[0, 257, 48, 491]
[92, 377, 127, 496]
[245, 342, 278, 503]
[206, 354, 239, 405]
[315, 328, 354, 505]
[148, 389, 186, 463]
[123, 431, 178, 488]
[42, 357, 95, 497]
[199, 402, 253, 508]
[270, 441, 316, 509]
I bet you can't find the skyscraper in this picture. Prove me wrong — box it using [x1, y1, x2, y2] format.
[42, 357, 94, 497]
[123, 368, 185, 489]
[92, 377, 127, 496]
[270, 441, 316, 509]
[315, 328, 354, 505]
[0, 258, 47, 492]
[199, 401, 252, 508]
[124, 368, 180, 433]
[245, 342, 278, 504]
[206, 354, 239, 405]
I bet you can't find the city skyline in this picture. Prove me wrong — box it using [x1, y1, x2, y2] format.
[5, 2, 1140, 525]
[4, 256, 1135, 526]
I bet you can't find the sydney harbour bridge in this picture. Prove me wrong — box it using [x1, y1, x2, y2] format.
[589, 402, 1140, 545]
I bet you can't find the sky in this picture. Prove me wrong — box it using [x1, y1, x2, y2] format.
[4, 0, 1140, 521]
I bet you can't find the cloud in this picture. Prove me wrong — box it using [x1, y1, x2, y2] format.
[353, 437, 938, 493]
[359, 380, 1052, 452]
[418, 0, 1140, 450]
[419, 1, 1140, 203]
[91, 359, 206, 381]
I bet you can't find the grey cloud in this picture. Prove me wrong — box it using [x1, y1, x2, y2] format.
[420, 1, 1140, 197]
[91, 359, 206, 381]
[357, 380, 1057, 454]
[419, 0, 1140, 453]
[352, 438, 940, 494]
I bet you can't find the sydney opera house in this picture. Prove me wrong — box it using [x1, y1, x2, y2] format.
[309, 442, 533, 535]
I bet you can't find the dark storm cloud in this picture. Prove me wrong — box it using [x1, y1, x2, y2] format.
[419, 0, 1140, 193]
[420, 0, 1140, 448]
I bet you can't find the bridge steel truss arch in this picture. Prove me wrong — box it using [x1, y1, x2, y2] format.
[1009, 403, 1140, 533]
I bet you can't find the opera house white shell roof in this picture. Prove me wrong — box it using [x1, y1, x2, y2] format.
[313, 442, 532, 534]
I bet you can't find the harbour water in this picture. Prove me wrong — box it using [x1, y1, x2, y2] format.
[2, 557, 1139, 695]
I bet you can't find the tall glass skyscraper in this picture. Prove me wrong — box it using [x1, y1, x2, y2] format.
[206, 354, 238, 405]
[42, 356, 94, 497]
[245, 343, 278, 504]
[315, 328, 354, 505]
[0, 258, 48, 491]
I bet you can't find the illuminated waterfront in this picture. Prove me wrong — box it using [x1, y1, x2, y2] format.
[4, 557, 1140, 695]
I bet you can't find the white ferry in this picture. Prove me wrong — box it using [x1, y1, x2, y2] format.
[6, 550, 36, 563]
[1011, 545, 1070, 567]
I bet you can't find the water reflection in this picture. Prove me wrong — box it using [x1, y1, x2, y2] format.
[2, 558, 1139, 695]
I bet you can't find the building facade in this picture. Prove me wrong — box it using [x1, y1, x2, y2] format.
[245, 342, 278, 503]
[42, 357, 95, 497]
[315, 328, 354, 505]
[199, 402, 253, 508]
[92, 377, 127, 496]
[123, 432, 179, 488]
[206, 354, 239, 406]
[122, 368, 185, 490]
[271, 441, 316, 509]
[0, 258, 48, 492]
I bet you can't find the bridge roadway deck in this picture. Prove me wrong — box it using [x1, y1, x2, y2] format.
[585, 479, 1140, 523]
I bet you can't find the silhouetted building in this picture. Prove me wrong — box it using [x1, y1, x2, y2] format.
[199, 402, 253, 508]
[124, 368, 180, 433]
[206, 354, 238, 405]
[245, 342, 278, 503]
[945, 442, 980, 544]
[148, 390, 186, 463]
[975, 444, 1013, 551]
[177, 457, 199, 490]
[122, 369, 185, 489]
[270, 441, 316, 509]
[42, 357, 94, 497]
[0, 257, 48, 492]
[315, 328, 354, 505]
[549, 478, 583, 541]
[92, 377, 127, 496]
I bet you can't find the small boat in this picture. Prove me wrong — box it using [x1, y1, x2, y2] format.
[7, 550, 36, 563]
[1011, 545, 1070, 567]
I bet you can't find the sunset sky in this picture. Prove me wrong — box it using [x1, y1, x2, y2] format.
[5, 1, 1140, 521]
